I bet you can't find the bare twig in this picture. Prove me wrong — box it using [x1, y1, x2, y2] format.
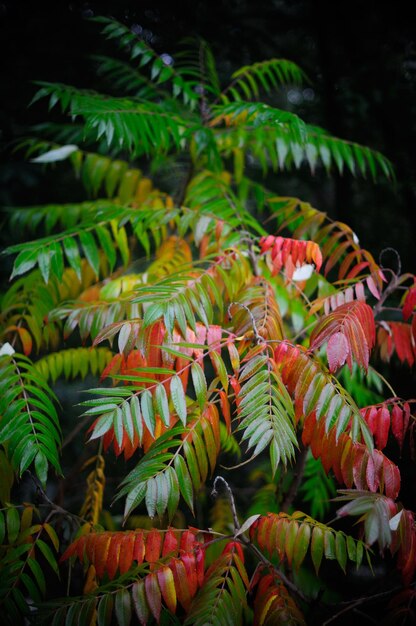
[212, 475, 240, 530]
[322, 587, 401, 625]
[228, 301, 264, 344]
[282, 443, 308, 513]
[212, 475, 308, 604]
[243, 538, 308, 603]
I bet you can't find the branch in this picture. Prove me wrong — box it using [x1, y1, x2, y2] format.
[211, 475, 240, 530]
[323, 587, 401, 625]
[281, 442, 308, 512]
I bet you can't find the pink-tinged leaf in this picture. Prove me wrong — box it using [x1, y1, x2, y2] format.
[366, 275, 381, 300]
[362, 406, 378, 435]
[352, 446, 368, 491]
[132, 580, 150, 626]
[391, 405, 404, 450]
[365, 454, 377, 491]
[375, 407, 390, 450]
[327, 332, 349, 372]
[355, 282, 366, 301]
[207, 325, 222, 352]
[383, 457, 401, 500]
[144, 572, 161, 622]
[170, 558, 192, 611]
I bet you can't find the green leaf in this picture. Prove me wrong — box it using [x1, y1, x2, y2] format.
[170, 375, 187, 425]
[210, 351, 229, 391]
[0, 512, 5, 545]
[38, 249, 51, 283]
[132, 581, 150, 625]
[63, 237, 82, 279]
[311, 526, 324, 574]
[155, 384, 170, 427]
[335, 533, 347, 573]
[89, 411, 115, 441]
[27, 556, 46, 595]
[10, 249, 39, 280]
[97, 594, 114, 626]
[6, 506, 20, 544]
[115, 588, 132, 626]
[141, 390, 155, 436]
[191, 362, 207, 411]
[79, 230, 100, 277]
[174, 454, 194, 513]
[34, 450, 48, 487]
[96, 225, 116, 272]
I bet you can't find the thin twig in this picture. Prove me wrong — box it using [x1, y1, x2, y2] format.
[322, 587, 401, 625]
[228, 301, 264, 344]
[211, 476, 240, 530]
[242, 538, 308, 603]
[282, 443, 308, 512]
[29, 472, 85, 524]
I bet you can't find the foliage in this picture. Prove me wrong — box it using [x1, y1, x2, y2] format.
[1, 16, 415, 625]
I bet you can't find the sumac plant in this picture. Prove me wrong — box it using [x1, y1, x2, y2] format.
[0, 16, 415, 626]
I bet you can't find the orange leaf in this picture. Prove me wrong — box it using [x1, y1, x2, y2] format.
[157, 565, 177, 613]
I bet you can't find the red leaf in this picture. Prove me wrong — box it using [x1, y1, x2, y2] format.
[382, 457, 401, 499]
[327, 332, 349, 372]
[180, 552, 198, 597]
[219, 390, 231, 433]
[180, 530, 196, 553]
[259, 235, 322, 278]
[162, 529, 179, 558]
[194, 545, 205, 586]
[170, 558, 192, 611]
[391, 405, 404, 450]
[310, 301, 375, 371]
[145, 529, 162, 563]
[375, 407, 390, 450]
